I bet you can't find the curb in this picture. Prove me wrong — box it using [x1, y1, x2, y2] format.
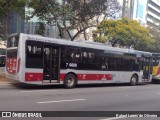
[0, 83, 12, 85]
[0, 82, 16, 85]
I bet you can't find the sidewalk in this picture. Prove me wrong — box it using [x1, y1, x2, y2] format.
[0, 72, 14, 84]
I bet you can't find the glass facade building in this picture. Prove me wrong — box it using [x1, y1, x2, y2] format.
[8, 12, 25, 34]
[0, 12, 25, 35]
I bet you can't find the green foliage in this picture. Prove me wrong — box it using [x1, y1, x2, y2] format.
[35, 22, 45, 36]
[148, 27, 160, 52]
[0, 0, 29, 40]
[0, 23, 6, 40]
[28, 0, 120, 40]
[0, 0, 28, 17]
[93, 18, 155, 51]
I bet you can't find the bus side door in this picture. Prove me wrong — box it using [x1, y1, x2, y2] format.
[43, 45, 60, 82]
[143, 57, 152, 81]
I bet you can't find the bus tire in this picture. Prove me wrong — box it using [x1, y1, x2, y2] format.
[130, 75, 138, 86]
[64, 74, 77, 89]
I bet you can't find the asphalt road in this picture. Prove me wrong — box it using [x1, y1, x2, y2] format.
[0, 83, 160, 120]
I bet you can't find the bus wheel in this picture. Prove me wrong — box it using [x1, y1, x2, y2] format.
[130, 75, 138, 86]
[64, 74, 77, 89]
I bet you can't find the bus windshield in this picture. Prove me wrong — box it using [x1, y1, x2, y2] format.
[152, 54, 160, 66]
[7, 35, 19, 48]
[0, 48, 6, 55]
[7, 35, 19, 58]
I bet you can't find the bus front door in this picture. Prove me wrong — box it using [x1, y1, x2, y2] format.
[43, 46, 60, 83]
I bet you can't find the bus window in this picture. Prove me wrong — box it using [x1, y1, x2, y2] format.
[81, 51, 88, 63]
[101, 57, 109, 70]
[80, 48, 100, 70]
[0, 49, 6, 67]
[7, 49, 17, 58]
[62, 46, 81, 63]
[26, 41, 43, 68]
[0, 56, 6, 67]
[0, 48, 6, 55]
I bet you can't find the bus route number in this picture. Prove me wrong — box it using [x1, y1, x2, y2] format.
[66, 63, 77, 68]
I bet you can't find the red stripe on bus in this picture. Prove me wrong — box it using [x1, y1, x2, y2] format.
[25, 73, 112, 81]
[25, 73, 43, 81]
[60, 73, 112, 81]
[60, 74, 66, 81]
[77, 74, 112, 80]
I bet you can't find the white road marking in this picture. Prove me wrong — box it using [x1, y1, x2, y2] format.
[37, 99, 86, 104]
[20, 90, 58, 93]
[100, 117, 126, 120]
[118, 87, 132, 89]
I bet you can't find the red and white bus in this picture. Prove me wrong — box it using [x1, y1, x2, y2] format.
[6, 33, 152, 88]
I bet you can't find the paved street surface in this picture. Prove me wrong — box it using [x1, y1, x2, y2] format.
[0, 82, 160, 120]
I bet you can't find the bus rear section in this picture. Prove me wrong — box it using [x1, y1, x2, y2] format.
[152, 53, 160, 83]
[6, 33, 61, 85]
[6, 34, 21, 81]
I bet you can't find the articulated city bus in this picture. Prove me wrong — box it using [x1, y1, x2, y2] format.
[152, 53, 160, 82]
[6, 33, 152, 88]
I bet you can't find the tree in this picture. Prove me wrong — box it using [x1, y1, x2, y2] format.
[93, 18, 155, 51]
[148, 27, 160, 52]
[0, 0, 29, 40]
[28, 0, 121, 40]
[35, 22, 45, 36]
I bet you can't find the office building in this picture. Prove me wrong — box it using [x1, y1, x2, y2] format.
[8, 12, 25, 34]
[147, 0, 160, 27]
[122, 0, 160, 28]
[0, 12, 25, 35]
